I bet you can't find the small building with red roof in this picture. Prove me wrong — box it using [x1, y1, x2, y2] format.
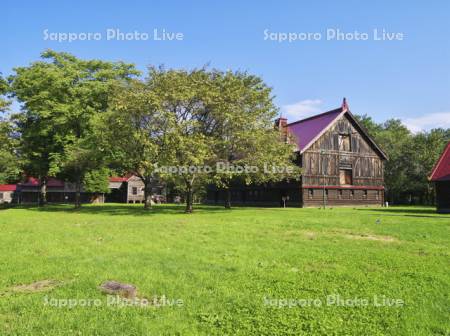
[13, 174, 164, 204]
[0, 184, 17, 203]
[107, 174, 146, 203]
[429, 141, 450, 213]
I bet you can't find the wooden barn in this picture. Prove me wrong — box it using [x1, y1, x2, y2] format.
[429, 141, 450, 213]
[206, 99, 387, 207]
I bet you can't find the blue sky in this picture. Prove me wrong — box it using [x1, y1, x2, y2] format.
[2, 0, 450, 131]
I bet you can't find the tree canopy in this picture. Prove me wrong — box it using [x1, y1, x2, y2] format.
[356, 114, 449, 204]
[9, 50, 139, 206]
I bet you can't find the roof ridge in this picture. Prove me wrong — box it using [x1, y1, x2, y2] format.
[286, 107, 342, 126]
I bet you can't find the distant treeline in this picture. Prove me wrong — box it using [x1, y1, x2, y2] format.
[356, 115, 449, 205]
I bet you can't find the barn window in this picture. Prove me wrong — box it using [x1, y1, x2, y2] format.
[350, 190, 355, 198]
[132, 187, 138, 195]
[339, 134, 351, 151]
[363, 190, 368, 199]
[338, 190, 343, 199]
[0, 193, 3, 200]
[376, 191, 380, 200]
[339, 169, 353, 185]
[308, 189, 313, 198]
[325, 189, 329, 196]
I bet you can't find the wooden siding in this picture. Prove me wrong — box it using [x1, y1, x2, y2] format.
[302, 114, 384, 188]
[302, 188, 384, 207]
[206, 182, 301, 207]
[0, 191, 14, 203]
[126, 177, 145, 203]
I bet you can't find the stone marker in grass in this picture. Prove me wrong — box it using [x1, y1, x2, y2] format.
[99, 281, 137, 299]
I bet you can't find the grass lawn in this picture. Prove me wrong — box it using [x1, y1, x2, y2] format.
[0, 204, 449, 335]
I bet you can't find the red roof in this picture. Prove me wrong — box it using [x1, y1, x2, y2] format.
[20, 177, 65, 187]
[287, 108, 343, 152]
[0, 184, 17, 191]
[285, 104, 387, 159]
[430, 141, 450, 182]
[109, 173, 135, 182]
[19, 175, 134, 186]
[109, 177, 129, 182]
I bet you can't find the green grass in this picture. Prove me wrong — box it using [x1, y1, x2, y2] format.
[0, 204, 449, 335]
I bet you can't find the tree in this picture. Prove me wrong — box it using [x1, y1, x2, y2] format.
[143, 68, 299, 212]
[9, 50, 139, 207]
[0, 120, 21, 184]
[0, 74, 10, 113]
[356, 114, 450, 204]
[147, 67, 216, 213]
[102, 79, 171, 209]
[403, 129, 449, 204]
[207, 71, 300, 208]
[83, 167, 111, 202]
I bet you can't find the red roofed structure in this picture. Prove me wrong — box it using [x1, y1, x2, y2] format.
[20, 177, 65, 187]
[429, 141, 450, 213]
[0, 185, 17, 203]
[0, 184, 17, 191]
[14, 174, 164, 204]
[109, 177, 129, 183]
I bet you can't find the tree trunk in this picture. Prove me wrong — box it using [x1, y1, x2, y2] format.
[224, 187, 231, 209]
[185, 183, 193, 213]
[74, 176, 82, 209]
[39, 177, 47, 207]
[144, 180, 152, 210]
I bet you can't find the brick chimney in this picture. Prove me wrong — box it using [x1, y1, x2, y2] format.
[341, 97, 349, 112]
[275, 117, 288, 142]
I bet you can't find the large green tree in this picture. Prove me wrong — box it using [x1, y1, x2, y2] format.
[133, 68, 299, 212]
[147, 67, 216, 213]
[10, 50, 138, 207]
[101, 79, 172, 209]
[206, 71, 300, 208]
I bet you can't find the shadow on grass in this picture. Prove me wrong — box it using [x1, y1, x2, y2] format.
[11, 203, 255, 216]
[357, 207, 449, 219]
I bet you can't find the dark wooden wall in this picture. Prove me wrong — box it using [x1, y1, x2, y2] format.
[302, 114, 384, 188]
[301, 188, 383, 207]
[435, 181, 450, 213]
[206, 181, 301, 207]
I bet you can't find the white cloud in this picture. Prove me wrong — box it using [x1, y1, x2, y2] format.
[402, 112, 450, 133]
[281, 99, 323, 121]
